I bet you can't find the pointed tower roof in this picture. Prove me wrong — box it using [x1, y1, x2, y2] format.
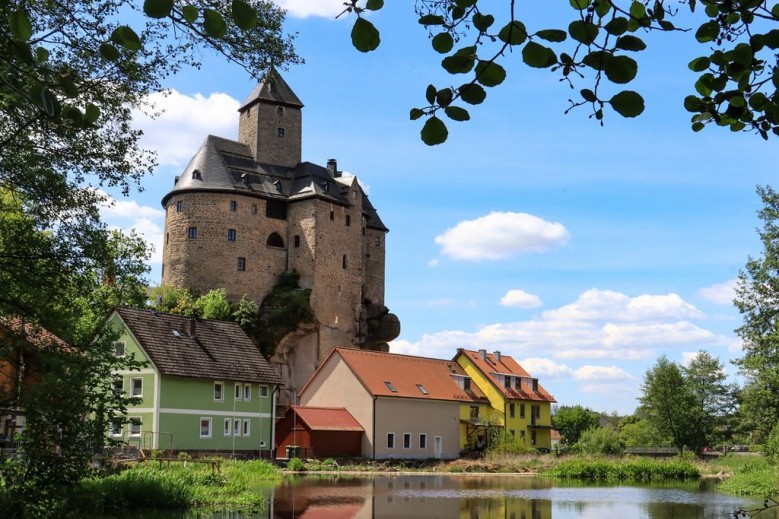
[239, 69, 303, 111]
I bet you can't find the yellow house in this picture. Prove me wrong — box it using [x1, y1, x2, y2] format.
[454, 348, 556, 451]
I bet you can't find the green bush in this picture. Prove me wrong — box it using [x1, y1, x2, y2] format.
[719, 458, 777, 495]
[764, 423, 779, 462]
[546, 457, 699, 482]
[287, 457, 306, 471]
[487, 430, 533, 455]
[575, 427, 623, 456]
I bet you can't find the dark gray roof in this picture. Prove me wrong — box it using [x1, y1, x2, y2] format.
[161, 135, 388, 232]
[115, 307, 281, 385]
[239, 70, 303, 111]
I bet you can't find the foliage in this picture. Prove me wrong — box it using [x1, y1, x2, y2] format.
[255, 270, 315, 357]
[718, 457, 779, 495]
[618, 416, 672, 448]
[487, 429, 533, 455]
[193, 288, 232, 320]
[554, 405, 600, 445]
[287, 457, 306, 471]
[546, 456, 700, 481]
[575, 426, 624, 455]
[342, 0, 779, 144]
[735, 186, 779, 440]
[764, 422, 779, 462]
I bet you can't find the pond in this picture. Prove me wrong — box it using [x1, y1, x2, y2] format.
[136, 474, 779, 519]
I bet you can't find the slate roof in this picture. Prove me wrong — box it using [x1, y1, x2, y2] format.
[306, 348, 488, 403]
[455, 349, 556, 403]
[291, 406, 364, 432]
[114, 307, 281, 384]
[239, 69, 304, 111]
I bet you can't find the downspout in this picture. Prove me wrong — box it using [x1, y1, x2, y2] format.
[271, 385, 279, 458]
[372, 395, 377, 460]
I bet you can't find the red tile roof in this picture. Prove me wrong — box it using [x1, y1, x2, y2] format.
[323, 348, 487, 403]
[455, 349, 556, 403]
[293, 406, 364, 432]
[0, 317, 70, 351]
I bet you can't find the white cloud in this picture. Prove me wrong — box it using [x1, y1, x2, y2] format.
[573, 365, 634, 381]
[99, 192, 165, 267]
[274, 0, 346, 18]
[542, 289, 703, 322]
[520, 358, 572, 378]
[132, 90, 240, 167]
[428, 258, 439, 267]
[500, 289, 543, 308]
[434, 211, 570, 261]
[98, 191, 165, 220]
[698, 279, 738, 305]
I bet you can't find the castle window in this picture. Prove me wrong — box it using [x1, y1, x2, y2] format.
[276, 106, 284, 117]
[229, 200, 237, 211]
[192, 169, 202, 180]
[166, 232, 169, 244]
[266, 199, 287, 220]
[188, 227, 197, 239]
[252, 204, 258, 215]
[266, 232, 284, 248]
[345, 215, 351, 227]
[227, 229, 236, 241]
[237, 257, 246, 271]
[176, 200, 183, 212]
[329, 210, 334, 220]
[342, 254, 348, 269]
[294, 235, 300, 248]
[374, 237, 381, 246]
[276, 127, 285, 137]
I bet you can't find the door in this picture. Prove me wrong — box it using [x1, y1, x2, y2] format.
[434, 436, 442, 459]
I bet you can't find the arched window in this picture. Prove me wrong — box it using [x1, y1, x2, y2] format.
[266, 232, 284, 248]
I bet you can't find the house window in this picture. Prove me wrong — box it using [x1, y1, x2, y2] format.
[276, 127, 285, 137]
[243, 383, 251, 402]
[129, 417, 141, 436]
[345, 215, 351, 226]
[214, 382, 224, 402]
[520, 404, 526, 419]
[130, 378, 143, 397]
[113, 341, 125, 357]
[532, 379, 539, 392]
[237, 257, 246, 271]
[227, 229, 236, 241]
[224, 418, 231, 436]
[403, 433, 411, 449]
[387, 432, 395, 449]
[520, 430, 526, 441]
[229, 200, 237, 211]
[110, 420, 122, 437]
[113, 377, 123, 395]
[294, 235, 300, 248]
[532, 405, 541, 419]
[176, 200, 183, 212]
[259, 385, 269, 398]
[419, 433, 427, 449]
[200, 417, 212, 438]
[509, 429, 515, 437]
[416, 384, 429, 395]
[531, 430, 537, 446]
[470, 406, 479, 420]
[266, 232, 284, 248]
[234, 383, 242, 401]
[504, 376, 512, 389]
[514, 377, 521, 390]
[509, 403, 515, 418]
[243, 419, 251, 437]
[384, 381, 398, 393]
[233, 418, 241, 436]
[464, 377, 471, 391]
[188, 227, 197, 239]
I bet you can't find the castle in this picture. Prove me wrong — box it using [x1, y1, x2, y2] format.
[160, 72, 399, 405]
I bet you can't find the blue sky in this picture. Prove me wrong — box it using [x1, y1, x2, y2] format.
[99, 1, 778, 415]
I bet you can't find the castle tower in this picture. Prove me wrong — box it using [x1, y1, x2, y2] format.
[159, 71, 400, 406]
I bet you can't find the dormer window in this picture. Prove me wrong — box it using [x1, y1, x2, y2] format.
[192, 169, 202, 180]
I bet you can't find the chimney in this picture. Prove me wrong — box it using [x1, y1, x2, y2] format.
[188, 318, 196, 338]
[478, 349, 487, 361]
[494, 350, 501, 363]
[327, 158, 341, 177]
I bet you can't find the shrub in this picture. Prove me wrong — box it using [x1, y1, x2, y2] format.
[287, 457, 306, 471]
[487, 430, 532, 455]
[575, 427, 623, 456]
[764, 423, 779, 462]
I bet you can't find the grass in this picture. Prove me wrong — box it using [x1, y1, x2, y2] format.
[717, 457, 779, 496]
[544, 456, 700, 482]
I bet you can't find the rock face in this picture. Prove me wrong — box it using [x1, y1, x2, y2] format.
[159, 72, 399, 405]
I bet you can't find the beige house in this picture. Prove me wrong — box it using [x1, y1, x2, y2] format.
[299, 348, 487, 460]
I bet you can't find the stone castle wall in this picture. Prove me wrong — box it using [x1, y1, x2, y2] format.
[238, 102, 301, 168]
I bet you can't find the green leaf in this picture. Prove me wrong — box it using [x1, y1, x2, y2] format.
[569, 0, 591, 9]
[351, 17, 380, 52]
[535, 29, 567, 43]
[629, 1, 646, 19]
[695, 21, 720, 43]
[683, 95, 703, 112]
[610, 90, 644, 117]
[84, 103, 101, 124]
[604, 55, 638, 84]
[445, 106, 470, 121]
[688, 56, 710, 72]
[366, 0, 384, 10]
[203, 9, 227, 38]
[749, 92, 768, 110]
[421, 117, 448, 145]
[732, 43, 753, 67]
[425, 84, 436, 105]
[110, 26, 142, 51]
[582, 50, 612, 70]
[432, 32, 454, 53]
[61, 78, 79, 98]
[581, 89, 597, 102]
[99, 43, 121, 61]
[522, 42, 555, 68]
[410, 108, 424, 120]
[182, 5, 199, 23]
[9, 9, 32, 41]
[34, 47, 50, 63]
[773, 3, 779, 17]
[764, 29, 779, 49]
[615, 35, 646, 51]
[62, 106, 83, 123]
[436, 88, 453, 107]
[143, 0, 173, 19]
[604, 17, 628, 35]
[232, 0, 258, 31]
[442, 54, 474, 74]
[568, 21, 599, 45]
[419, 14, 445, 25]
[498, 21, 528, 45]
[692, 121, 705, 132]
[459, 83, 486, 105]
[595, 0, 613, 18]
[773, 70, 779, 90]
[472, 13, 495, 31]
[475, 61, 506, 87]
[451, 5, 465, 19]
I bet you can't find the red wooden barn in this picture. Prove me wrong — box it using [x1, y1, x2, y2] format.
[275, 406, 363, 459]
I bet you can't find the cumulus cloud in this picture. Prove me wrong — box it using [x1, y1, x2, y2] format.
[573, 365, 634, 381]
[434, 211, 570, 261]
[542, 289, 703, 322]
[274, 0, 345, 18]
[698, 279, 738, 305]
[519, 358, 573, 378]
[132, 90, 239, 167]
[98, 191, 165, 266]
[500, 289, 543, 308]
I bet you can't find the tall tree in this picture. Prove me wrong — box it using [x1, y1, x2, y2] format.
[553, 404, 600, 445]
[734, 185, 779, 441]
[344, 0, 779, 144]
[683, 350, 737, 446]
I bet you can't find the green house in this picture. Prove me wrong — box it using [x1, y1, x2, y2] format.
[108, 307, 281, 457]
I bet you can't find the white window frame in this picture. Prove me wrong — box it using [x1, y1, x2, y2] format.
[223, 418, 231, 436]
[113, 341, 126, 358]
[129, 417, 141, 437]
[233, 418, 241, 436]
[403, 433, 411, 449]
[214, 381, 224, 403]
[130, 377, 143, 397]
[387, 432, 395, 449]
[234, 383, 242, 401]
[419, 433, 427, 450]
[259, 385, 269, 398]
[243, 383, 251, 402]
[243, 419, 251, 437]
[200, 417, 212, 439]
